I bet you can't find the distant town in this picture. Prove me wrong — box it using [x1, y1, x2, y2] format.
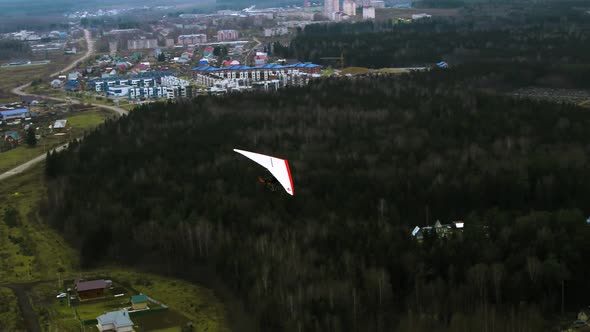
[0, 0, 438, 100]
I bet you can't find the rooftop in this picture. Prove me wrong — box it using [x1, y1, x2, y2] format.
[192, 63, 321, 72]
[4, 131, 21, 139]
[0, 108, 29, 116]
[53, 119, 68, 129]
[96, 309, 133, 327]
[76, 279, 107, 291]
[131, 294, 148, 303]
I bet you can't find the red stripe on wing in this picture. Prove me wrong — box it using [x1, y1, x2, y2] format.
[284, 160, 294, 196]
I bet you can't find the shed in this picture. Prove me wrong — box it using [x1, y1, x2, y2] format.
[4, 130, 22, 144]
[131, 294, 149, 310]
[53, 119, 68, 132]
[50, 79, 63, 88]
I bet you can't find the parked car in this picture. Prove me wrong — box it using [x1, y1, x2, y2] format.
[56, 292, 67, 298]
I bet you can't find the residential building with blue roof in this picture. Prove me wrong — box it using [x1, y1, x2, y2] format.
[191, 62, 322, 88]
[0, 108, 30, 120]
[96, 309, 134, 332]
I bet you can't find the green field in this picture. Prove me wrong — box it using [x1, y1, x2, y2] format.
[31, 270, 230, 331]
[0, 165, 79, 282]
[0, 109, 112, 173]
[0, 52, 83, 103]
[110, 270, 230, 332]
[0, 287, 24, 331]
[0, 166, 231, 331]
[341, 67, 370, 75]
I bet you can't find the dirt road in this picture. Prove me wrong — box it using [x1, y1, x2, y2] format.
[1, 282, 43, 332]
[1, 28, 127, 183]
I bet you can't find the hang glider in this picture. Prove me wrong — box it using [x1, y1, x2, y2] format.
[234, 149, 294, 196]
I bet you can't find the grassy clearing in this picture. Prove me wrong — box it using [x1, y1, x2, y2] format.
[0, 165, 80, 283]
[377, 67, 417, 74]
[75, 296, 131, 320]
[0, 287, 24, 331]
[31, 282, 80, 331]
[0, 166, 231, 331]
[107, 269, 230, 332]
[341, 67, 370, 75]
[0, 53, 83, 103]
[134, 310, 191, 331]
[0, 108, 111, 173]
[32, 269, 230, 332]
[66, 110, 109, 128]
[321, 69, 337, 76]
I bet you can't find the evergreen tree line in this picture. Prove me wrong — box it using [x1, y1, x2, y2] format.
[281, 8, 590, 68]
[44, 70, 590, 331]
[0, 40, 31, 60]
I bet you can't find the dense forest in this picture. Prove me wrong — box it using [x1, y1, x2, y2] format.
[283, 4, 590, 68]
[40, 2, 590, 331]
[0, 40, 31, 61]
[44, 70, 590, 331]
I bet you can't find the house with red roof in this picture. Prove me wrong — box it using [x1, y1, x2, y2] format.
[75, 279, 110, 300]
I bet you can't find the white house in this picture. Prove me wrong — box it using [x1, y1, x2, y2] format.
[412, 13, 432, 20]
[96, 309, 134, 332]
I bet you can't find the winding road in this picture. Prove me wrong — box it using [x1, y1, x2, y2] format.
[245, 36, 262, 66]
[1, 28, 127, 183]
[0, 28, 130, 331]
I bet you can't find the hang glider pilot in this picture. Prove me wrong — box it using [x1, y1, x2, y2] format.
[234, 148, 294, 196]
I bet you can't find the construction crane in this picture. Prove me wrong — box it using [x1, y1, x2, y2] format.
[319, 51, 345, 69]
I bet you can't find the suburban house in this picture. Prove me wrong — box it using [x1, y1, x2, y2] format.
[0, 108, 30, 120]
[131, 294, 148, 310]
[96, 309, 134, 332]
[63, 80, 81, 92]
[50, 79, 63, 88]
[579, 309, 589, 322]
[21, 96, 42, 105]
[67, 72, 81, 81]
[53, 119, 69, 133]
[75, 279, 109, 300]
[4, 131, 23, 145]
[411, 220, 465, 241]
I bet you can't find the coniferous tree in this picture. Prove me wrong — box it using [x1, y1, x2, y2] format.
[26, 127, 37, 147]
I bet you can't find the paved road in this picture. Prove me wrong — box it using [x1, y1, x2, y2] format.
[11, 83, 127, 116]
[1, 28, 128, 183]
[245, 36, 262, 66]
[11, 28, 126, 116]
[0, 143, 69, 182]
[51, 29, 95, 78]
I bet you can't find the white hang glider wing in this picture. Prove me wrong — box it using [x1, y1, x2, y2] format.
[234, 149, 294, 196]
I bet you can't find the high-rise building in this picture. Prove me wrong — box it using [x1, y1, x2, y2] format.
[325, 0, 340, 19]
[127, 39, 158, 50]
[332, 0, 340, 13]
[363, 6, 375, 19]
[343, 0, 356, 16]
[324, 0, 333, 18]
[178, 34, 208, 45]
[371, 0, 385, 8]
[217, 30, 239, 41]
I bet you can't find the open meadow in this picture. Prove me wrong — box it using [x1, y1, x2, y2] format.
[0, 165, 232, 330]
[0, 287, 24, 330]
[0, 108, 113, 173]
[0, 51, 84, 103]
